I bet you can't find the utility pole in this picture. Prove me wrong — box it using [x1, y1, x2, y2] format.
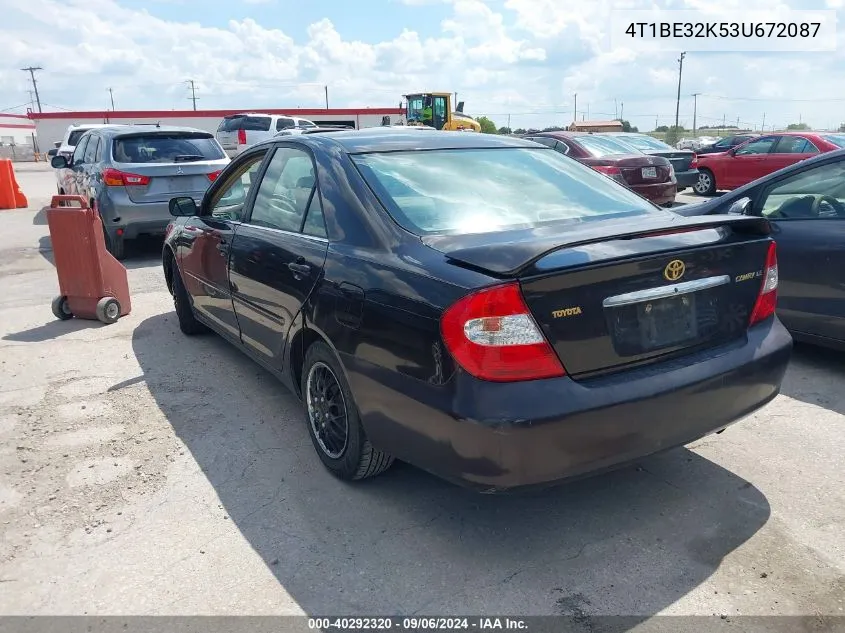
[26, 88, 36, 110]
[573, 93, 577, 124]
[691, 92, 701, 135]
[761, 112, 766, 132]
[20, 66, 43, 113]
[187, 80, 199, 110]
[614, 98, 618, 120]
[507, 113, 511, 130]
[736, 116, 740, 129]
[325, 85, 329, 109]
[674, 51, 686, 130]
[620, 101, 624, 121]
[587, 103, 590, 119]
[108, 87, 115, 110]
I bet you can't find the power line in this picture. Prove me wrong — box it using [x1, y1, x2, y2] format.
[20, 66, 43, 113]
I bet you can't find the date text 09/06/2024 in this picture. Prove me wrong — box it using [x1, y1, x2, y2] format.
[307, 617, 528, 630]
[624, 22, 821, 39]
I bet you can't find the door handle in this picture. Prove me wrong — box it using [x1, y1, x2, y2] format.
[288, 262, 311, 278]
[216, 237, 229, 255]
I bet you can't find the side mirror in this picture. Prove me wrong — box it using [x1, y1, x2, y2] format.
[53, 141, 61, 148]
[47, 148, 58, 158]
[169, 196, 198, 217]
[728, 197, 751, 215]
[51, 155, 68, 169]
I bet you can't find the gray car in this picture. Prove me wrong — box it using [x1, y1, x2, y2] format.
[51, 125, 229, 259]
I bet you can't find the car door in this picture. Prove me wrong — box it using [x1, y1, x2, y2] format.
[767, 135, 820, 173]
[178, 149, 269, 340]
[227, 145, 329, 369]
[78, 134, 102, 200]
[65, 135, 90, 195]
[725, 135, 779, 188]
[753, 158, 845, 342]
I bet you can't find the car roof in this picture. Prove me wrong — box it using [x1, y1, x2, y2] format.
[266, 128, 540, 153]
[87, 124, 213, 137]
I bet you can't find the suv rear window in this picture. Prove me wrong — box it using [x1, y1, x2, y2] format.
[218, 116, 271, 132]
[353, 148, 660, 236]
[113, 133, 225, 163]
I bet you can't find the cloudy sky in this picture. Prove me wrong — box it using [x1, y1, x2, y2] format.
[2, 0, 844, 132]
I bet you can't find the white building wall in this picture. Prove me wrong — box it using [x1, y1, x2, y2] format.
[0, 114, 37, 146]
[30, 109, 404, 148]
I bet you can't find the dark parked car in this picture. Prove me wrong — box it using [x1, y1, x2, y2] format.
[676, 147, 845, 350]
[523, 131, 677, 206]
[51, 125, 229, 259]
[163, 129, 791, 491]
[604, 132, 700, 190]
[696, 134, 760, 155]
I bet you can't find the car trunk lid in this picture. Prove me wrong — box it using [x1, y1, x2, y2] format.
[425, 214, 773, 377]
[644, 150, 694, 173]
[582, 155, 674, 185]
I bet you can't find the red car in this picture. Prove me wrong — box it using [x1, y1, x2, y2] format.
[693, 132, 845, 195]
[524, 131, 678, 206]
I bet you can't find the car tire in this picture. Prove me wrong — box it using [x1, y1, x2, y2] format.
[301, 341, 394, 481]
[693, 169, 716, 196]
[172, 264, 207, 336]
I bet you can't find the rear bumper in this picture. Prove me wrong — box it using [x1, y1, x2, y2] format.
[99, 192, 195, 240]
[675, 169, 700, 188]
[630, 181, 677, 205]
[350, 317, 792, 491]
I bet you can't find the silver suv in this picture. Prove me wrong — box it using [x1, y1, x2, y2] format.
[215, 113, 317, 157]
[51, 125, 229, 259]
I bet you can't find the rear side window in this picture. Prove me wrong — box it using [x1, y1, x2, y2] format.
[821, 134, 845, 148]
[218, 116, 271, 132]
[276, 117, 296, 131]
[112, 133, 225, 163]
[353, 147, 661, 236]
[773, 136, 818, 154]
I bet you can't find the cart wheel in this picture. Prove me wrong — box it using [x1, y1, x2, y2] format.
[96, 297, 121, 324]
[51, 295, 73, 320]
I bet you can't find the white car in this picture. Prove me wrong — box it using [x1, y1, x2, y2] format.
[56, 123, 116, 160]
[215, 113, 318, 157]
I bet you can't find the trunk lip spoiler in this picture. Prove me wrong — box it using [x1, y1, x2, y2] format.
[422, 214, 772, 277]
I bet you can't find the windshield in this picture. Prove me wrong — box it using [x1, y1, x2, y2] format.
[112, 133, 225, 163]
[614, 135, 674, 151]
[821, 134, 845, 149]
[67, 129, 91, 146]
[577, 134, 640, 157]
[352, 147, 662, 236]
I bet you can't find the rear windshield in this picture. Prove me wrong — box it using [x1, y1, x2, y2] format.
[352, 148, 661, 236]
[577, 134, 641, 157]
[614, 135, 674, 151]
[67, 129, 90, 146]
[821, 134, 845, 149]
[112, 133, 225, 163]
[218, 116, 271, 132]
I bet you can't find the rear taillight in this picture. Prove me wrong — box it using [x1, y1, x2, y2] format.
[749, 241, 778, 326]
[207, 170, 222, 182]
[441, 282, 566, 382]
[102, 168, 150, 187]
[591, 165, 626, 184]
[690, 153, 699, 169]
[237, 128, 247, 145]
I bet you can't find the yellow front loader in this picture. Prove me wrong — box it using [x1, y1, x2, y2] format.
[403, 92, 480, 132]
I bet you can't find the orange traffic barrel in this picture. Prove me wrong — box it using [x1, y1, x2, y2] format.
[46, 195, 131, 324]
[0, 159, 15, 210]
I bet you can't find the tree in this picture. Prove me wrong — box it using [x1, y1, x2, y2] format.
[787, 122, 810, 130]
[497, 126, 512, 135]
[655, 125, 669, 132]
[664, 125, 685, 146]
[476, 116, 498, 134]
[542, 125, 567, 132]
[618, 119, 638, 133]
[513, 128, 527, 135]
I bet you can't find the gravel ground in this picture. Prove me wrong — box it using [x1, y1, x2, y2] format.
[0, 163, 843, 617]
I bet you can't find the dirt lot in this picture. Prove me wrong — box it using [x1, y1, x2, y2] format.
[0, 163, 843, 617]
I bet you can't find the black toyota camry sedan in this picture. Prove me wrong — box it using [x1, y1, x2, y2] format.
[163, 128, 792, 492]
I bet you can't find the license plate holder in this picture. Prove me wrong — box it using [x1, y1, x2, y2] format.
[642, 166, 657, 179]
[636, 294, 697, 350]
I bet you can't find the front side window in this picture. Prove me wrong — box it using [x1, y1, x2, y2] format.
[248, 147, 317, 232]
[352, 147, 662, 236]
[84, 136, 100, 163]
[735, 136, 778, 155]
[208, 151, 268, 221]
[759, 160, 845, 220]
[72, 135, 90, 164]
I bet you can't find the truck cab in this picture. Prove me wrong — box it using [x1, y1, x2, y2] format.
[404, 93, 480, 132]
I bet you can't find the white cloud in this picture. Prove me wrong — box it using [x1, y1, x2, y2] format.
[1, 0, 844, 133]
